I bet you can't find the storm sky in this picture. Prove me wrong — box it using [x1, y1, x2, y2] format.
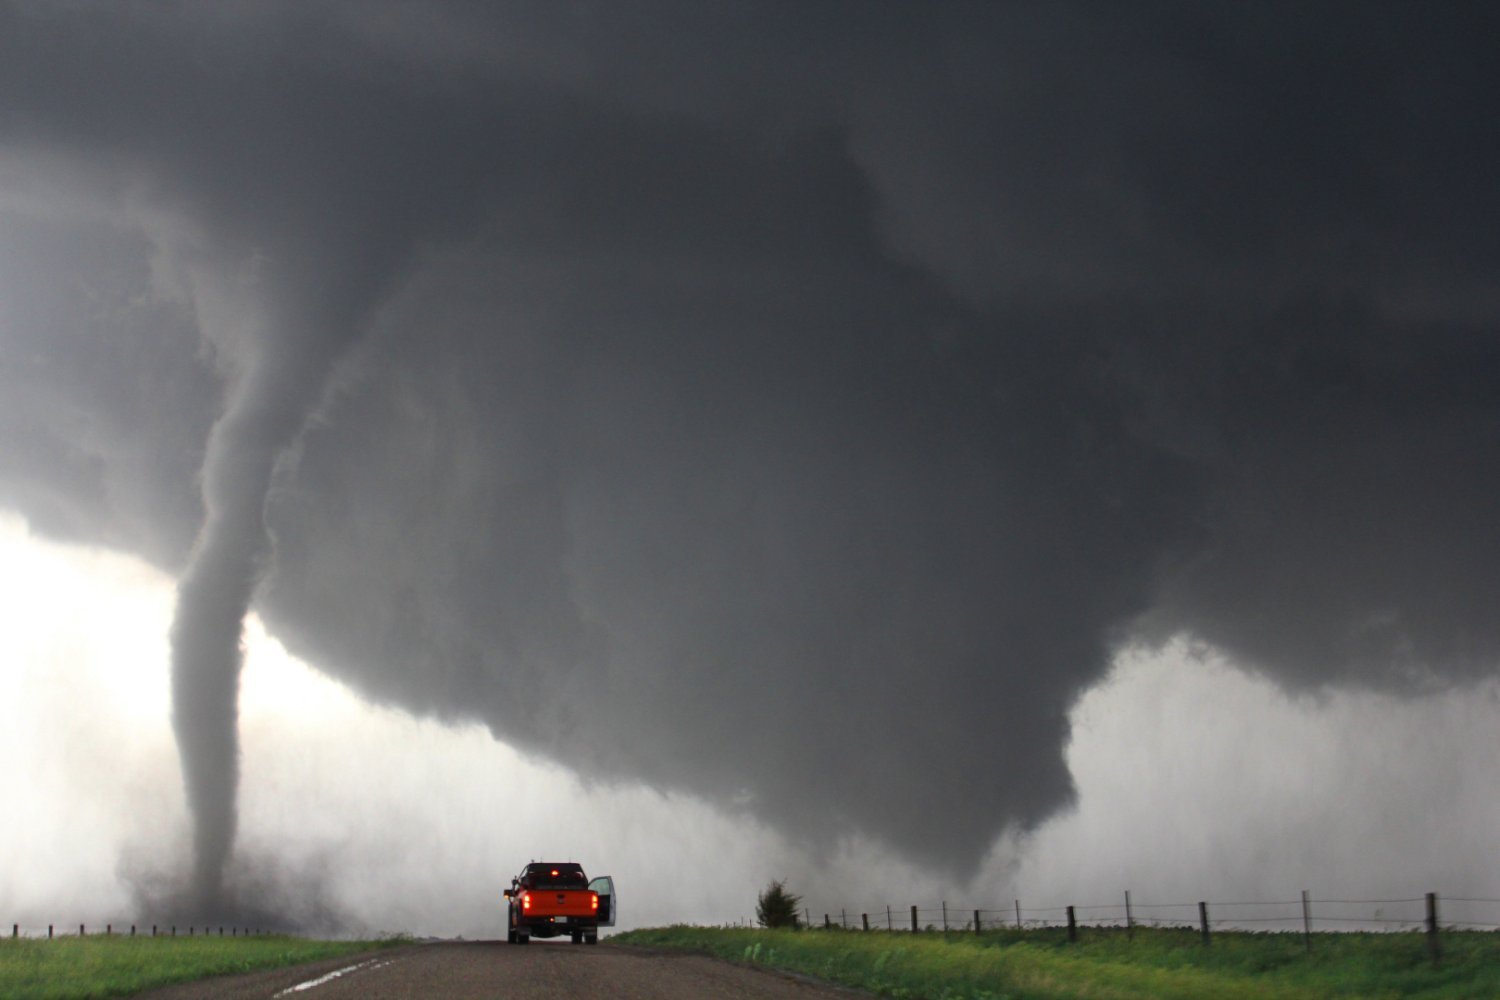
[2, 0, 1499, 930]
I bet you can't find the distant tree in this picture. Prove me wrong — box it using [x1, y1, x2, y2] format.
[756, 879, 803, 930]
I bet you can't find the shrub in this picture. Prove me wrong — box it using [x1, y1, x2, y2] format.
[756, 879, 803, 930]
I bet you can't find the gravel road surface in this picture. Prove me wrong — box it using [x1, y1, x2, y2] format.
[132, 940, 872, 999]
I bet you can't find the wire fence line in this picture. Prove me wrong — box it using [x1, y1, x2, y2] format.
[7, 922, 275, 940]
[756, 889, 1498, 958]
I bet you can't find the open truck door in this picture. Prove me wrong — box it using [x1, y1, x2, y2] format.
[588, 876, 616, 927]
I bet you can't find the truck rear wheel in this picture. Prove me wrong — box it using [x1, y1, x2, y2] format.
[585, 933, 598, 945]
[570, 930, 583, 944]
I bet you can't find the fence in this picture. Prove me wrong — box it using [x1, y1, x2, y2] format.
[768, 891, 1500, 964]
[7, 923, 272, 939]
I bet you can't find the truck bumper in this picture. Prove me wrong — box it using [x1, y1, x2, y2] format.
[516, 916, 598, 938]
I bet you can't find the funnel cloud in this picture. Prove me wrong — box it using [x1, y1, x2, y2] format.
[1, 1, 1498, 908]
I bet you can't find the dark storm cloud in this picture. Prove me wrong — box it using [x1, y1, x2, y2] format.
[1, 0, 1498, 888]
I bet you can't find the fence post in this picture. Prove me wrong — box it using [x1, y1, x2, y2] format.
[1015, 899, 1022, 930]
[862, 913, 869, 932]
[1125, 890, 1133, 939]
[80, 925, 85, 937]
[910, 905, 918, 932]
[841, 909, 846, 930]
[1426, 892, 1441, 966]
[49, 925, 53, 939]
[942, 901, 948, 932]
[974, 909, 981, 934]
[1198, 902, 1210, 946]
[887, 905, 892, 931]
[824, 913, 831, 930]
[131, 925, 136, 937]
[1301, 890, 1312, 953]
[11, 925, 16, 939]
[1066, 906, 1077, 943]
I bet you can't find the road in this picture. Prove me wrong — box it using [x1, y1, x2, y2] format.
[132, 940, 872, 999]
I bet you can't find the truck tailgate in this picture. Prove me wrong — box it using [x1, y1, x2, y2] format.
[521, 888, 597, 917]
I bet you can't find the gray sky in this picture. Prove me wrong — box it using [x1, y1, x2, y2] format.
[1, 0, 1498, 929]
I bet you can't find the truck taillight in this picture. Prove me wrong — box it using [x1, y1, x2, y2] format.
[591, 892, 599, 911]
[521, 892, 531, 912]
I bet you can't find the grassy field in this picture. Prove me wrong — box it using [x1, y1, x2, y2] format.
[614, 925, 1500, 999]
[0, 932, 404, 1000]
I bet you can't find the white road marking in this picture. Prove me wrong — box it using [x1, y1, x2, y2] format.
[273, 957, 398, 995]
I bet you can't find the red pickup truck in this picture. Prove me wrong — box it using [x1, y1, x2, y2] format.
[503, 862, 616, 944]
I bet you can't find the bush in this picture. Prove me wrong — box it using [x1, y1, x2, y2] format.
[756, 879, 803, 930]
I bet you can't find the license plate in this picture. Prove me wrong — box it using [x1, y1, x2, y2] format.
[553, 916, 569, 923]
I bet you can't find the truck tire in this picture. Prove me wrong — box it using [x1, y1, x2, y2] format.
[585, 933, 598, 945]
[570, 930, 583, 944]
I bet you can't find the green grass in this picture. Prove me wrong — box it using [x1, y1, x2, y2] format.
[613, 924, 1500, 999]
[0, 932, 406, 1000]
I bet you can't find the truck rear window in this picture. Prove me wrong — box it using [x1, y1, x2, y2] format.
[520, 863, 587, 888]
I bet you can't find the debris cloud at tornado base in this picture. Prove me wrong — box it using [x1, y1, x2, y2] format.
[0, 2, 1498, 911]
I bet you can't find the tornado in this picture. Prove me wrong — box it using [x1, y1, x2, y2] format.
[169, 319, 358, 916]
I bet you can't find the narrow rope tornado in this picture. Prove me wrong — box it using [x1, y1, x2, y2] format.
[170, 345, 341, 916]
[164, 230, 420, 915]
[157, 153, 457, 918]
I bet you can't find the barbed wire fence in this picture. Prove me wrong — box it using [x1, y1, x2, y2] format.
[6, 922, 275, 940]
[724, 890, 1500, 965]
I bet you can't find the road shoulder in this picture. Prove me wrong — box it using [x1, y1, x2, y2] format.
[128, 943, 424, 1000]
